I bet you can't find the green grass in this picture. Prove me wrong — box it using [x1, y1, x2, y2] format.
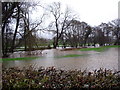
[56, 54, 87, 58]
[80, 47, 105, 52]
[80, 45, 120, 52]
[2, 57, 39, 61]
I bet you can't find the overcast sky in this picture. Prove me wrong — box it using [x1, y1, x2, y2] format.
[38, 0, 119, 26]
[31, 0, 119, 39]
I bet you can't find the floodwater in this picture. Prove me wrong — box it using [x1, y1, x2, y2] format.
[2, 48, 119, 71]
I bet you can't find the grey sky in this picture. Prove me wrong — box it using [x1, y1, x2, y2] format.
[2, 0, 119, 26]
[33, 0, 119, 26]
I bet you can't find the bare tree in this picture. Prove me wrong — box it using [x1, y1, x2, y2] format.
[2, 2, 20, 57]
[109, 19, 120, 45]
[10, 4, 20, 52]
[63, 20, 81, 47]
[48, 2, 76, 48]
[2, 2, 45, 57]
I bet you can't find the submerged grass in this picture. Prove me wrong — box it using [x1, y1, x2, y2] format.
[80, 45, 120, 52]
[56, 54, 87, 58]
[63, 54, 85, 57]
[80, 47, 105, 52]
[2, 57, 39, 61]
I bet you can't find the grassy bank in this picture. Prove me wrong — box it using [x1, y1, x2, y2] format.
[2, 57, 38, 61]
[79, 45, 120, 52]
[2, 67, 120, 89]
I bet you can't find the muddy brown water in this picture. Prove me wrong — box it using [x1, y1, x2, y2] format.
[2, 48, 119, 71]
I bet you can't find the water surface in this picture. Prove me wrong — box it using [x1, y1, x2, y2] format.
[2, 48, 119, 71]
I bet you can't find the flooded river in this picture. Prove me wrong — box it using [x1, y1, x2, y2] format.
[2, 48, 119, 71]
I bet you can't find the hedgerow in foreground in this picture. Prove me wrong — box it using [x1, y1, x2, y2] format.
[2, 66, 120, 89]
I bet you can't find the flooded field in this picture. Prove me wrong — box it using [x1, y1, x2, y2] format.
[2, 48, 119, 71]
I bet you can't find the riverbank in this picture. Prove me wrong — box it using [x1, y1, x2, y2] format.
[60, 45, 119, 52]
[2, 66, 120, 89]
[79, 45, 120, 52]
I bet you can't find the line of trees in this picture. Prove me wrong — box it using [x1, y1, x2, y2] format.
[48, 2, 120, 48]
[58, 19, 120, 48]
[1, 2, 120, 57]
[2, 2, 45, 57]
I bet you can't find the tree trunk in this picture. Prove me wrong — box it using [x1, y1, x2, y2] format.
[53, 40, 58, 48]
[10, 6, 20, 53]
[2, 23, 6, 57]
[114, 37, 120, 45]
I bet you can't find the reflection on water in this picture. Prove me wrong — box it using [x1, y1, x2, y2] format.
[2, 48, 119, 71]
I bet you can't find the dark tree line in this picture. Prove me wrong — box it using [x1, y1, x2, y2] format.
[2, 2, 20, 57]
[2, 2, 44, 57]
[58, 19, 120, 48]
